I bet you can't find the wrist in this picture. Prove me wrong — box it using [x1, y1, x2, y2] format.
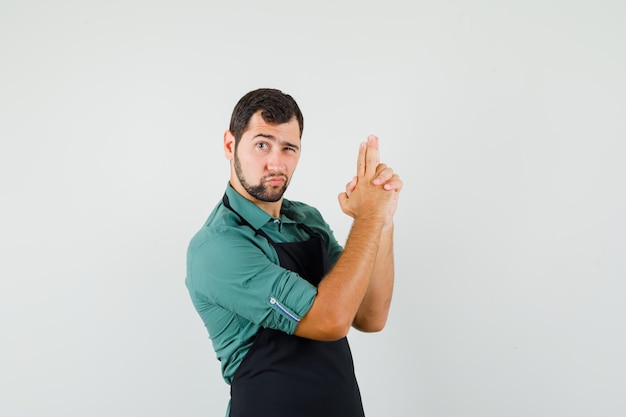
[355, 211, 387, 226]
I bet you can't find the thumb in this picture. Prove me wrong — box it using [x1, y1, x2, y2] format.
[337, 192, 354, 218]
[345, 176, 357, 197]
[338, 192, 348, 207]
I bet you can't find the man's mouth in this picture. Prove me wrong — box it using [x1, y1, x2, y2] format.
[265, 176, 287, 186]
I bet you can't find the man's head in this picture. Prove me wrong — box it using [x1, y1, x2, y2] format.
[228, 88, 304, 146]
[224, 89, 304, 214]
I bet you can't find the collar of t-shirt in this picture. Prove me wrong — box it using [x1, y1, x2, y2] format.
[224, 183, 306, 231]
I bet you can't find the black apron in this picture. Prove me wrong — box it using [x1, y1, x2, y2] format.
[223, 194, 365, 417]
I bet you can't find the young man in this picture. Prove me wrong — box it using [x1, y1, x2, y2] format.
[186, 88, 402, 417]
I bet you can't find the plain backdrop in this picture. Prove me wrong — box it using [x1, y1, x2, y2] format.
[1, 1, 625, 416]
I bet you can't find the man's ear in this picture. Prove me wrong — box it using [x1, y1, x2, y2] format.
[224, 130, 235, 160]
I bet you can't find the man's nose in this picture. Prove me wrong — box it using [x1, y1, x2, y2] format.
[267, 151, 286, 172]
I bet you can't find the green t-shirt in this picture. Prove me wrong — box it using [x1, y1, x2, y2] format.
[186, 184, 343, 384]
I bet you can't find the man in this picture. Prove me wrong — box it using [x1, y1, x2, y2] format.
[186, 88, 402, 417]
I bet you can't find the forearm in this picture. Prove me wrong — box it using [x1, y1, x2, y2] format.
[295, 215, 385, 340]
[295, 135, 401, 341]
[352, 223, 394, 332]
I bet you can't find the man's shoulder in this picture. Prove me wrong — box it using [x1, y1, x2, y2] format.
[188, 203, 248, 251]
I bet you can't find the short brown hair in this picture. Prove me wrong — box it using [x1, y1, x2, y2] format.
[228, 88, 304, 145]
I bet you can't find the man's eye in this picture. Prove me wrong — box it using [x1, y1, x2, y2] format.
[256, 142, 269, 150]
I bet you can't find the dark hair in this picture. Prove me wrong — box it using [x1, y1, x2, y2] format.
[228, 88, 304, 145]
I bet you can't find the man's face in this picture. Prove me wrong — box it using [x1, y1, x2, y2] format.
[227, 111, 301, 204]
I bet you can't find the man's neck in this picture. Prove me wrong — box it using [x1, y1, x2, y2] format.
[229, 181, 283, 218]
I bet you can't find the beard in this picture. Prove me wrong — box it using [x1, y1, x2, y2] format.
[234, 154, 289, 203]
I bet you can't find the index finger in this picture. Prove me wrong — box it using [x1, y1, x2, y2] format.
[356, 140, 366, 179]
[364, 135, 380, 178]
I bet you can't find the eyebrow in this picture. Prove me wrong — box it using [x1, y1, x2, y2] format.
[253, 133, 300, 150]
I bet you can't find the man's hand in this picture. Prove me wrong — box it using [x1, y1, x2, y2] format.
[339, 135, 402, 226]
[297, 135, 401, 341]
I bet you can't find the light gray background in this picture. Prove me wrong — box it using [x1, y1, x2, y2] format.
[1, 1, 625, 416]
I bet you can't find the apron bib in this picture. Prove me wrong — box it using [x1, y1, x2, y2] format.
[223, 194, 365, 417]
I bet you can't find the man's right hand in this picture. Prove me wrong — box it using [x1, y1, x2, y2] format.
[338, 135, 401, 224]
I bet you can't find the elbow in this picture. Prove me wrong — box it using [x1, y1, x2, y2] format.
[359, 323, 386, 333]
[352, 313, 388, 333]
[295, 311, 352, 341]
[318, 314, 352, 341]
